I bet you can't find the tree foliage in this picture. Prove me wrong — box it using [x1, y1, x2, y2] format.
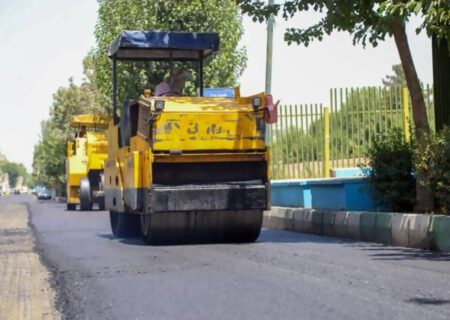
[362, 128, 416, 212]
[417, 127, 450, 215]
[382, 64, 406, 87]
[382, 0, 450, 47]
[238, 0, 450, 47]
[0, 159, 29, 189]
[93, 0, 247, 105]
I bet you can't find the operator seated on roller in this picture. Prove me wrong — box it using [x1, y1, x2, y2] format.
[75, 125, 87, 138]
[154, 68, 192, 96]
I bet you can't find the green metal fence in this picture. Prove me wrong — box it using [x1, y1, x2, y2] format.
[270, 85, 435, 180]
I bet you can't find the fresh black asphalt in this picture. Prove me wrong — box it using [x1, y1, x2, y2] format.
[5, 195, 449, 320]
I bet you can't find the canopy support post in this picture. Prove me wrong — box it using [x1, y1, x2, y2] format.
[198, 52, 204, 97]
[112, 58, 118, 124]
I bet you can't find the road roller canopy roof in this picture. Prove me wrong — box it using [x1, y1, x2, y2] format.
[70, 114, 111, 129]
[108, 31, 220, 61]
[108, 30, 219, 61]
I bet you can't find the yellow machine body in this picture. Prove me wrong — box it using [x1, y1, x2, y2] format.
[66, 114, 110, 209]
[105, 30, 274, 243]
[104, 92, 271, 243]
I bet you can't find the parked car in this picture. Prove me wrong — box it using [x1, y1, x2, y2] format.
[32, 185, 45, 195]
[37, 188, 52, 200]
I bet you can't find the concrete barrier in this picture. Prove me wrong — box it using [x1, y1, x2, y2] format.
[429, 215, 450, 252]
[346, 212, 362, 240]
[263, 207, 293, 230]
[360, 212, 377, 242]
[391, 214, 432, 249]
[391, 213, 409, 247]
[311, 210, 324, 235]
[322, 211, 336, 237]
[408, 214, 431, 249]
[293, 209, 314, 233]
[375, 213, 393, 245]
[264, 207, 449, 253]
[334, 211, 348, 238]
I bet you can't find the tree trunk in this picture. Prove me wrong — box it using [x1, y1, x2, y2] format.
[391, 17, 434, 213]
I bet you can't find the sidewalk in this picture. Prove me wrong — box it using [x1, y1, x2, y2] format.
[0, 203, 60, 320]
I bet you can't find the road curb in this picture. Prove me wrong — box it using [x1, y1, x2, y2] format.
[429, 215, 450, 252]
[264, 207, 293, 230]
[360, 212, 377, 242]
[375, 212, 393, 245]
[263, 207, 449, 252]
[293, 209, 314, 233]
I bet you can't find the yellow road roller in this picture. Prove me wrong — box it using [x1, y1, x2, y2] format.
[105, 31, 277, 244]
[66, 114, 110, 211]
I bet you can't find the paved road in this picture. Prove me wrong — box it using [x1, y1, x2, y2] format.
[6, 195, 450, 320]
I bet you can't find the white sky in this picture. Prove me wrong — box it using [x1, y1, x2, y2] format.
[0, 1, 432, 171]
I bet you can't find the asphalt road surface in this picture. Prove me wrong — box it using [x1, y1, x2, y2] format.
[5, 195, 450, 320]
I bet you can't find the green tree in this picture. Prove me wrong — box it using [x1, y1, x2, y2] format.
[32, 121, 67, 193]
[382, 64, 406, 87]
[239, 0, 450, 212]
[362, 128, 416, 212]
[0, 160, 29, 189]
[93, 0, 247, 106]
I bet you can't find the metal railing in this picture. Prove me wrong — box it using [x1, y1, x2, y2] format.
[270, 85, 434, 180]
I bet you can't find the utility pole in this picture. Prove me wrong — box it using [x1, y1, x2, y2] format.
[265, 0, 274, 94]
[265, 0, 275, 146]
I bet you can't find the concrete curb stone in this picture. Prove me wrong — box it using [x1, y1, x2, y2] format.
[264, 207, 449, 252]
[334, 211, 348, 238]
[346, 212, 362, 240]
[322, 211, 336, 237]
[391, 213, 409, 247]
[429, 215, 450, 252]
[360, 212, 377, 242]
[311, 211, 324, 235]
[375, 213, 393, 244]
[293, 209, 314, 234]
[264, 207, 293, 230]
[408, 214, 431, 249]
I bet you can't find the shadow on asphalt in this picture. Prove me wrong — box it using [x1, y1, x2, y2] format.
[97, 233, 144, 245]
[407, 297, 450, 305]
[95, 228, 351, 246]
[256, 229, 351, 244]
[349, 243, 450, 261]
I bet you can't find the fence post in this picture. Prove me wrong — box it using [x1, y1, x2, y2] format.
[323, 107, 331, 178]
[402, 87, 411, 142]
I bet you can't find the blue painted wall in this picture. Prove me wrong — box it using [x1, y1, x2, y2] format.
[331, 167, 365, 178]
[271, 177, 376, 211]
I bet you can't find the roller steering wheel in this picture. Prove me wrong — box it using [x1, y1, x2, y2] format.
[158, 91, 183, 97]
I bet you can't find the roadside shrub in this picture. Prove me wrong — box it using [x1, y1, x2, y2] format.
[361, 128, 416, 212]
[418, 127, 450, 215]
